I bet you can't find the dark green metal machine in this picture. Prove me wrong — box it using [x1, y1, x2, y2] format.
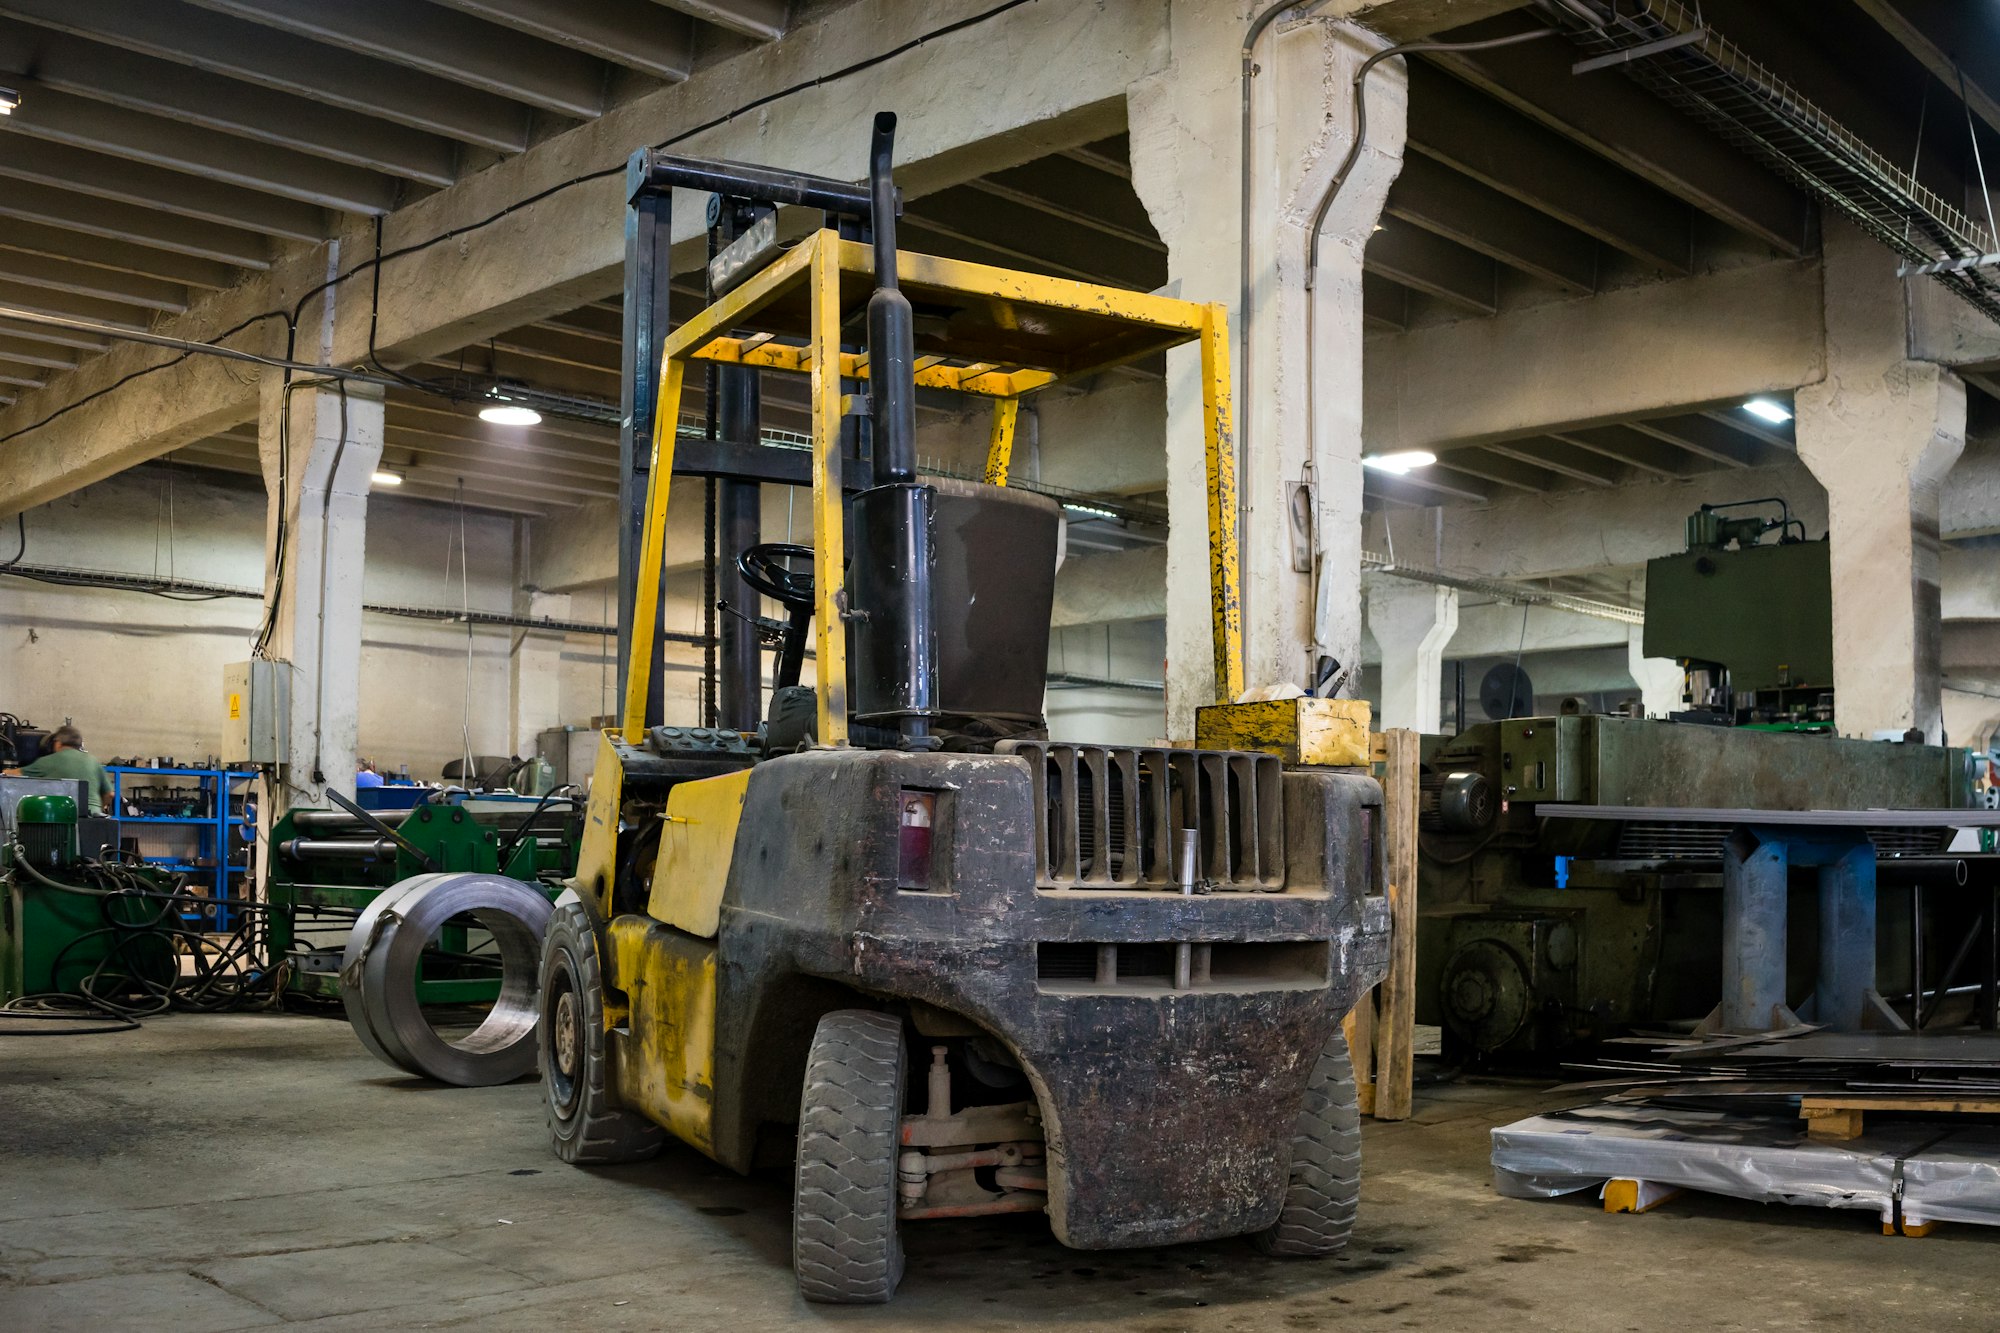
[1415, 504, 1977, 1060]
[1414, 716, 1973, 1058]
[266, 797, 581, 1002]
[2, 787, 172, 1002]
[1642, 499, 1834, 728]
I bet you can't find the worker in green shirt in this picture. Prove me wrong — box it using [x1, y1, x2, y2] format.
[4, 725, 116, 814]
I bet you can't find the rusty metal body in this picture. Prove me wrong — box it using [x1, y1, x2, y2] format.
[582, 735, 1387, 1248]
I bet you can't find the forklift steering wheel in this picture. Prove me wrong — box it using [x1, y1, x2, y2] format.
[736, 543, 816, 610]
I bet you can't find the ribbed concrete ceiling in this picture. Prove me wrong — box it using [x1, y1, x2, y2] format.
[4, 0, 1994, 519]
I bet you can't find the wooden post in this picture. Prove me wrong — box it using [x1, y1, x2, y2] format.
[1364, 728, 1421, 1121]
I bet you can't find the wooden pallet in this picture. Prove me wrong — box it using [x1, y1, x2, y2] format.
[1348, 729, 1419, 1121]
[1800, 1095, 2000, 1141]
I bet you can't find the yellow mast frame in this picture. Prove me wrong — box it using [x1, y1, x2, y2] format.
[621, 229, 1242, 747]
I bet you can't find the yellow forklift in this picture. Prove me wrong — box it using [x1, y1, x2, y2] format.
[539, 114, 1389, 1302]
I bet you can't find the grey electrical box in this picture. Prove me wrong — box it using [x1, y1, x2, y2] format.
[222, 660, 289, 765]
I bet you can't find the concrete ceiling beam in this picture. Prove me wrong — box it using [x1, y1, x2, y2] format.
[182, 0, 615, 120]
[1356, 0, 1538, 43]
[1625, 415, 1774, 469]
[1698, 406, 1797, 452]
[0, 218, 243, 292]
[0, 136, 329, 242]
[904, 187, 1164, 291]
[1548, 425, 1698, 479]
[0, 335, 82, 372]
[1366, 466, 1495, 505]
[646, 0, 789, 42]
[1433, 446, 1556, 492]
[1424, 20, 1811, 255]
[1852, 0, 2000, 142]
[972, 154, 1164, 251]
[0, 251, 189, 315]
[0, 0, 1154, 515]
[0, 0, 533, 153]
[0, 179, 271, 269]
[0, 84, 402, 216]
[1365, 222, 1497, 315]
[430, 0, 695, 83]
[1365, 256, 1822, 455]
[0, 278, 157, 332]
[1383, 154, 1596, 295]
[0, 360, 50, 390]
[0, 316, 108, 354]
[1486, 436, 1624, 487]
[1406, 62, 1691, 274]
[0, 26, 460, 187]
[1701, 0, 1969, 208]
[1362, 273, 1409, 331]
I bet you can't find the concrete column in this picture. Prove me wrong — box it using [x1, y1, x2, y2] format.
[1131, 10, 1404, 736]
[1626, 628, 1684, 719]
[511, 591, 570, 755]
[255, 375, 385, 810]
[1366, 580, 1457, 732]
[1795, 221, 1966, 742]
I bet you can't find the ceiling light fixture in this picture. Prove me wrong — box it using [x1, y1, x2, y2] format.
[1741, 397, 1793, 424]
[1061, 502, 1121, 521]
[370, 470, 404, 486]
[1362, 450, 1438, 475]
[0, 87, 18, 116]
[479, 403, 542, 426]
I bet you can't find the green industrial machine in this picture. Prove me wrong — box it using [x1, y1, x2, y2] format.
[266, 795, 582, 1002]
[2, 784, 173, 1003]
[1414, 715, 1973, 1058]
[1415, 504, 1977, 1060]
[1642, 498, 1834, 729]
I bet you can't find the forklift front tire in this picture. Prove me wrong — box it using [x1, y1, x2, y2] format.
[1253, 1026, 1362, 1257]
[539, 901, 665, 1165]
[793, 1009, 907, 1304]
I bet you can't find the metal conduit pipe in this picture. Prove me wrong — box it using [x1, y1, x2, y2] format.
[279, 838, 397, 861]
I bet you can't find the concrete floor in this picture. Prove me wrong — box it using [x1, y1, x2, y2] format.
[1, 1015, 1993, 1331]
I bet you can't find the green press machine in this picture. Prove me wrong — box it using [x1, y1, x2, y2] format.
[1415, 502, 1985, 1060]
[265, 792, 584, 1002]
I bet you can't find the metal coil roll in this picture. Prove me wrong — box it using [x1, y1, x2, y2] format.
[339, 872, 553, 1086]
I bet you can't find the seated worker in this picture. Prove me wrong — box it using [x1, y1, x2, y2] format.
[3, 724, 116, 814]
[355, 760, 385, 789]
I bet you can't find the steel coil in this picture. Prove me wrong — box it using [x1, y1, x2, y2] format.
[340, 872, 553, 1086]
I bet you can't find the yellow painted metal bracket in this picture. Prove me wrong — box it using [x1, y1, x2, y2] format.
[983, 398, 1020, 485]
[808, 234, 849, 746]
[1200, 303, 1244, 705]
[621, 355, 687, 742]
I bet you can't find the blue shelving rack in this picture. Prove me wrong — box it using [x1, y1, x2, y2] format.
[107, 766, 257, 927]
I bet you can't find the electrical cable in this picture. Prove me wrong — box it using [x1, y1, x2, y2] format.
[2, 511, 23, 567]
[4, 846, 286, 1028]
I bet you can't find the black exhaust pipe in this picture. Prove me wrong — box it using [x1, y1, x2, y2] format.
[858, 113, 937, 747]
[868, 113, 918, 486]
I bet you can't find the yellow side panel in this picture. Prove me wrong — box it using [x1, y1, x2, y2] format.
[1195, 698, 1373, 766]
[569, 731, 627, 916]
[607, 917, 717, 1155]
[646, 767, 752, 937]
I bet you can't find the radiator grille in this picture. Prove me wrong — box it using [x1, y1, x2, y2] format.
[1000, 741, 1283, 891]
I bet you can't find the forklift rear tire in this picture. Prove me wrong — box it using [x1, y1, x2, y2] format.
[793, 1009, 907, 1304]
[539, 901, 666, 1165]
[1253, 1026, 1362, 1257]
